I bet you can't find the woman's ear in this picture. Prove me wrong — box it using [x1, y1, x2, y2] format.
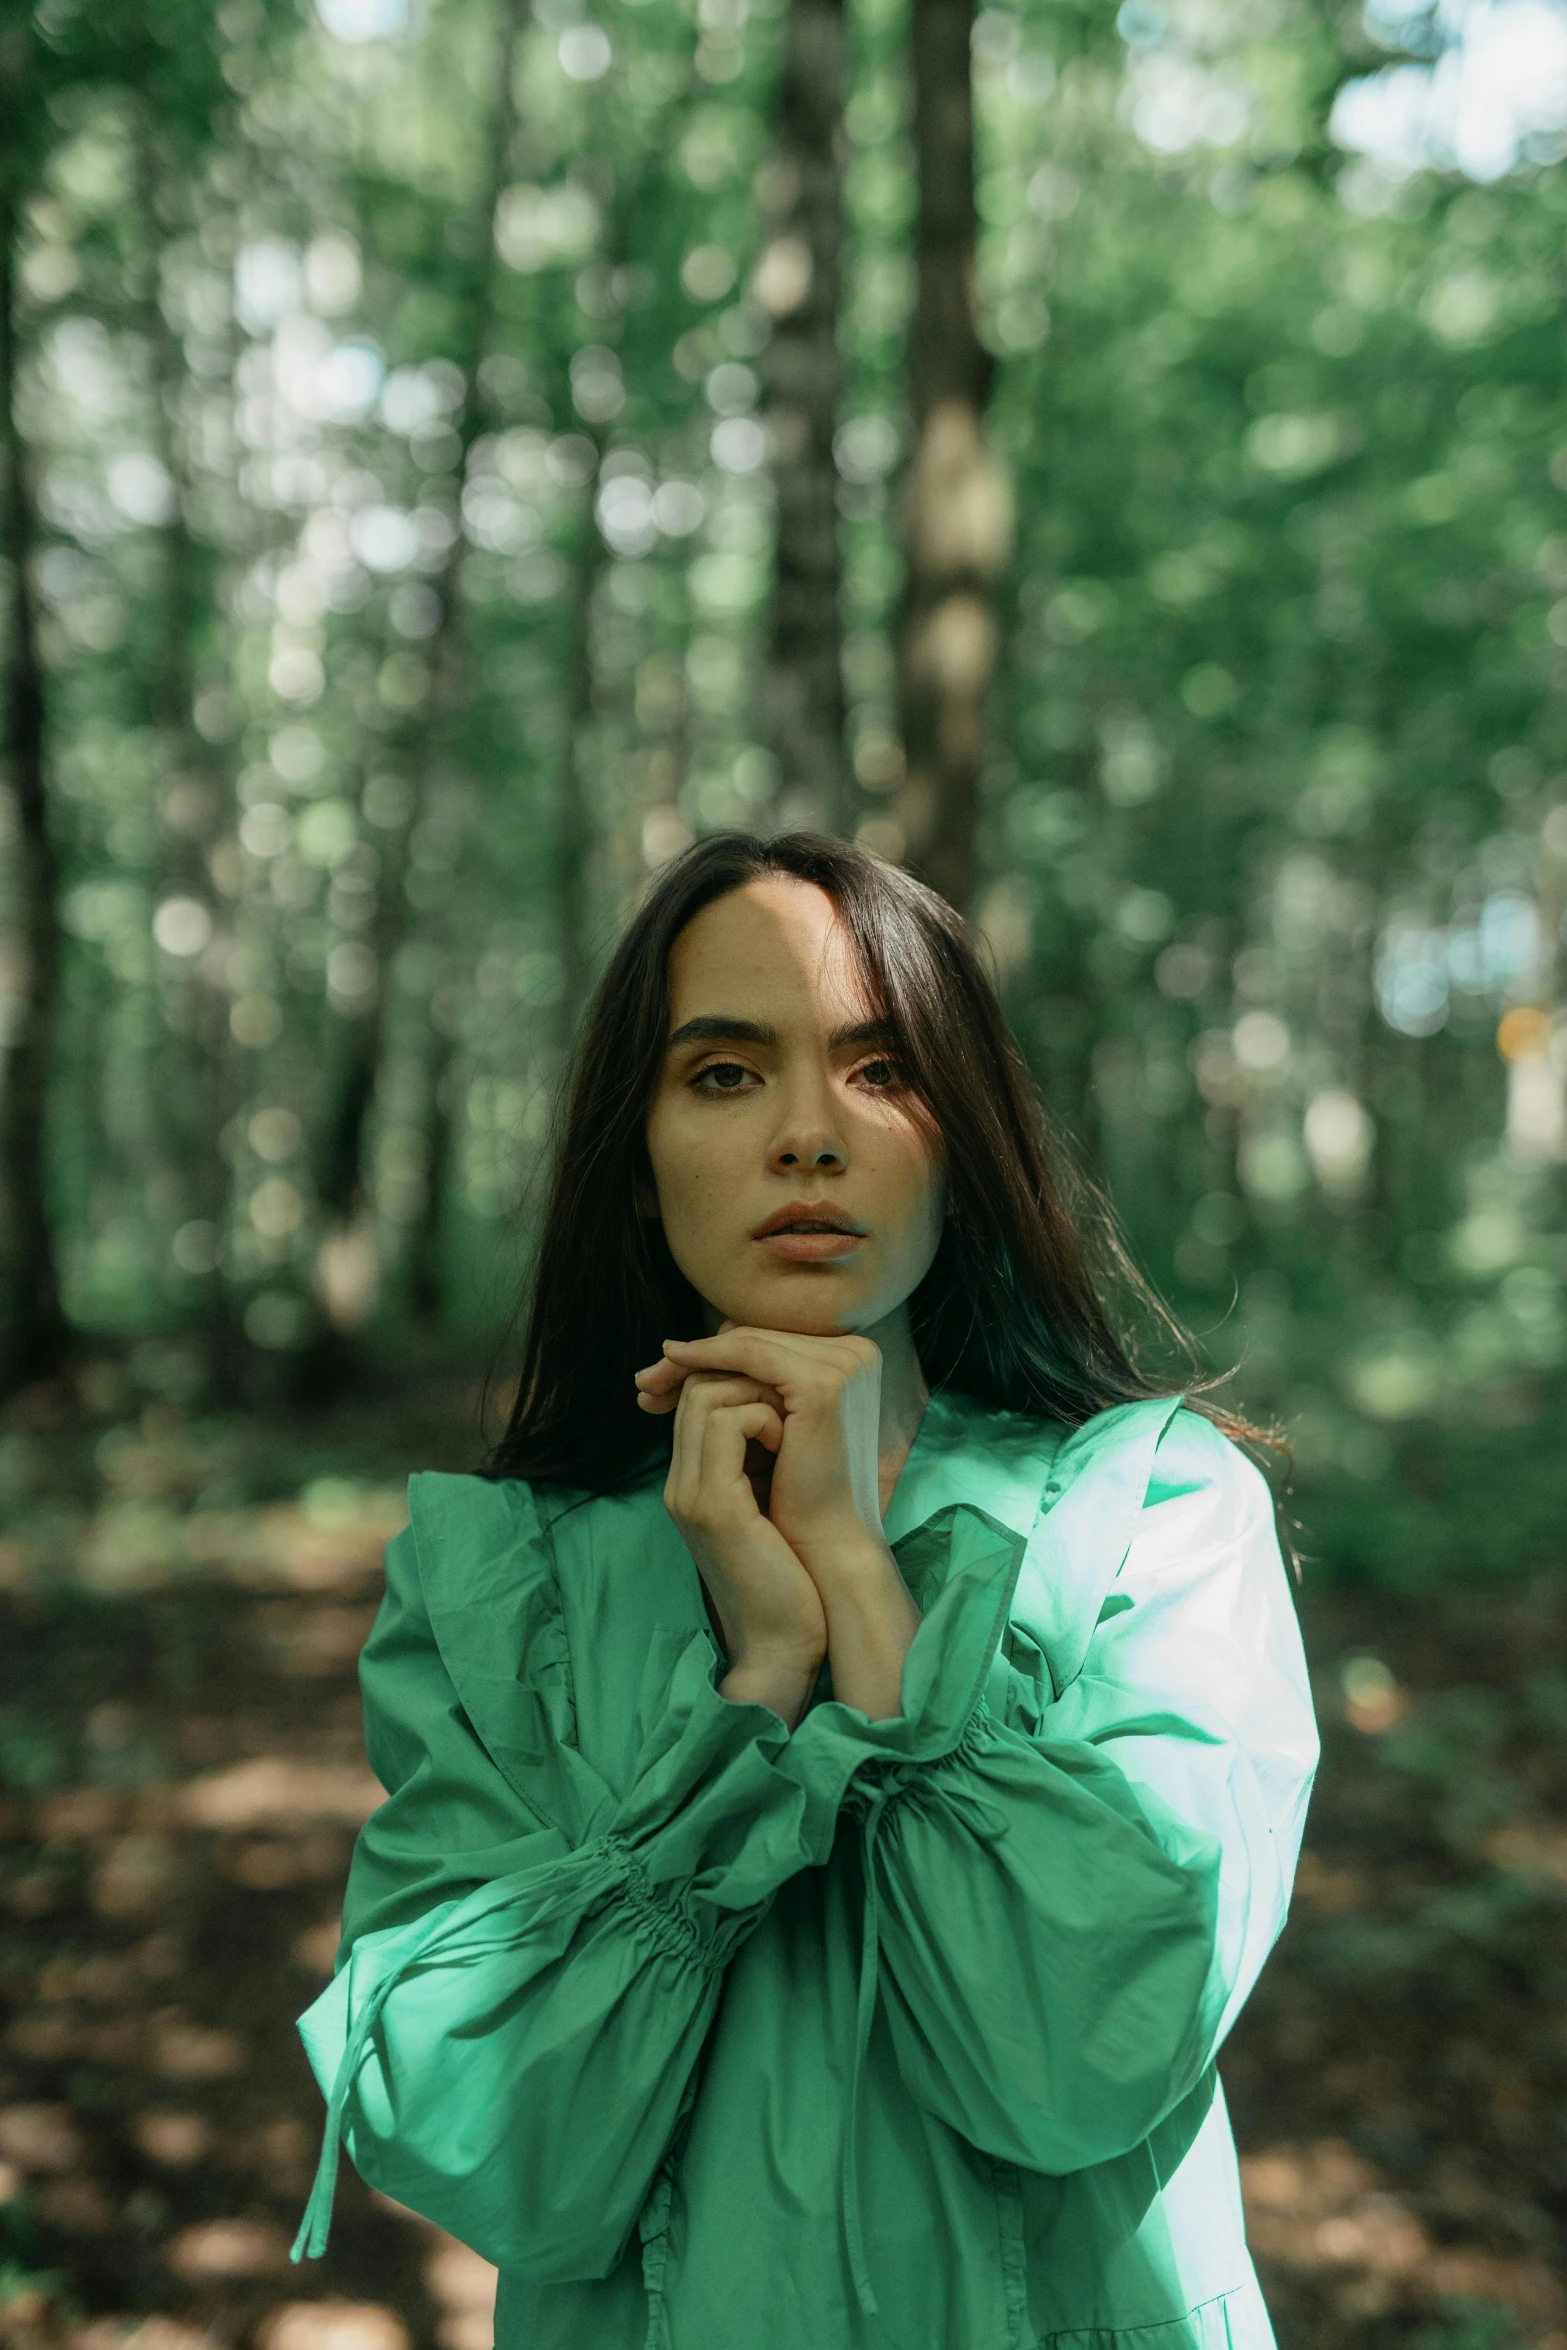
[634, 1175, 661, 1220]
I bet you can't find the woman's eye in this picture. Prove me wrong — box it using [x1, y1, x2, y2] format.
[691, 1061, 755, 1093]
[688, 1056, 903, 1095]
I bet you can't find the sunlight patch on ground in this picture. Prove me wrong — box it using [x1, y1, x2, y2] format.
[423, 2239, 500, 2350]
[0, 1454, 407, 1598]
[1242, 2140, 1567, 2326]
[74, 2322, 221, 2350]
[176, 1757, 384, 1831]
[161, 2217, 294, 2280]
[258, 2306, 410, 2350]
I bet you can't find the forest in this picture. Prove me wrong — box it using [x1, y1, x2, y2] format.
[0, 0, 1565, 2345]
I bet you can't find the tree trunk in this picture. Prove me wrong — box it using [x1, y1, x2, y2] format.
[553, 143, 658, 1050]
[135, 108, 249, 1396]
[318, 0, 531, 1336]
[758, 0, 850, 835]
[896, 0, 1012, 912]
[406, 1024, 456, 1327]
[556, 520, 599, 1052]
[0, 199, 69, 1395]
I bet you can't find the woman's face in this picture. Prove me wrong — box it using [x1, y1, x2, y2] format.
[643, 876, 947, 1337]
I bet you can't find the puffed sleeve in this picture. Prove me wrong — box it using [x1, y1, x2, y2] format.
[790, 1401, 1318, 2182]
[290, 1477, 851, 2282]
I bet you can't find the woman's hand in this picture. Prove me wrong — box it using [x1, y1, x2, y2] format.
[655, 1364, 827, 1723]
[638, 1325, 924, 1722]
[637, 1324, 889, 1586]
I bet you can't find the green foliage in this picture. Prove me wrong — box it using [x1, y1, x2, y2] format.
[0, 0, 1563, 1580]
[974, 0, 1567, 1532]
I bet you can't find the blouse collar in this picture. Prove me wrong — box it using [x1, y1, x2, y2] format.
[880, 1384, 1069, 1551]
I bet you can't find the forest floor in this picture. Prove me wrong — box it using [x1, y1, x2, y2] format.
[0, 1374, 1563, 2350]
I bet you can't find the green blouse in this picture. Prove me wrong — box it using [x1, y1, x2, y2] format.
[292, 1389, 1318, 2350]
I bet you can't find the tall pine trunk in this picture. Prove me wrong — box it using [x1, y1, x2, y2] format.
[896, 0, 1011, 911]
[0, 197, 69, 1395]
[759, 0, 849, 834]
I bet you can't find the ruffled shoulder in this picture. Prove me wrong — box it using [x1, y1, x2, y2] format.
[1010, 1394, 1189, 1704]
[404, 1472, 605, 1841]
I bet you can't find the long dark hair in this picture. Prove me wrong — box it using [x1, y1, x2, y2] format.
[485, 830, 1256, 1493]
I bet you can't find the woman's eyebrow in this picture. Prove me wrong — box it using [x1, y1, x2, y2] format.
[665, 1015, 895, 1052]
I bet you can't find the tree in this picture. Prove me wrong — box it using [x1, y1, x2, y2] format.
[130, 5, 252, 1390]
[757, 0, 850, 833]
[312, 0, 536, 1333]
[896, 0, 1011, 911]
[0, 24, 69, 1396]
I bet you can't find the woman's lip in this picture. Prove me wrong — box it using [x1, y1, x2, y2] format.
[753, 1231, 866, 1261]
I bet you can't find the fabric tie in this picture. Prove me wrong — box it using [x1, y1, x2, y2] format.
[291, 1911, 454, 2261]
[839, 1714, 1008, 2320]
[291, 1842, 624, 2263]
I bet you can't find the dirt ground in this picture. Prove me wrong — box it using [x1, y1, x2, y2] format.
[0, 1386, 1563, 2350]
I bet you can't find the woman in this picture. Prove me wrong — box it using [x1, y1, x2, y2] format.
[291, 831, 1318, 2350]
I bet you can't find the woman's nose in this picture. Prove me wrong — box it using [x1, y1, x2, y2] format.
[775, 1141, 843, 1169]
[771, 1119, 845, 1171]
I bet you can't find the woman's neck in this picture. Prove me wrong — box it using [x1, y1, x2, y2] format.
[865, 1302, 930, 1510]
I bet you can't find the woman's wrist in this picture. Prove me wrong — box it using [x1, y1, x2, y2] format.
[818, 1552, 923, 1721]
[718, 1650, 821, 1730]
[788, 1527, 898, 1590]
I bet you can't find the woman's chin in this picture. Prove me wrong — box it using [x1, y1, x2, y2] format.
[708, 1293, 858, 1338]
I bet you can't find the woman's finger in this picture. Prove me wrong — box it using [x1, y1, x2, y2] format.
[668, 1377, 739, 1515]
[634, 1352, 695, 1416]
[700, 1399, 785, 1494]
[633, 1322, 757, 1395]
[660, 1327, 877, 1401]
[636, 1318, 802, 1403]
[641, 1365, 785, 1419]
[633, 1356, 686, 1401]
[695, 1372, 788, 1418]
[662, 1330, 800, 1374]
[674, 1386, 766, 1517]
[664, 1385, 783, 1523]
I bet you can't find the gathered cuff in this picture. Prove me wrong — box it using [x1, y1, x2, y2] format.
[291, 1813, 739, 2268]
[606, 1626, 851, 1925]
[599, 1830, 733, 1973]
